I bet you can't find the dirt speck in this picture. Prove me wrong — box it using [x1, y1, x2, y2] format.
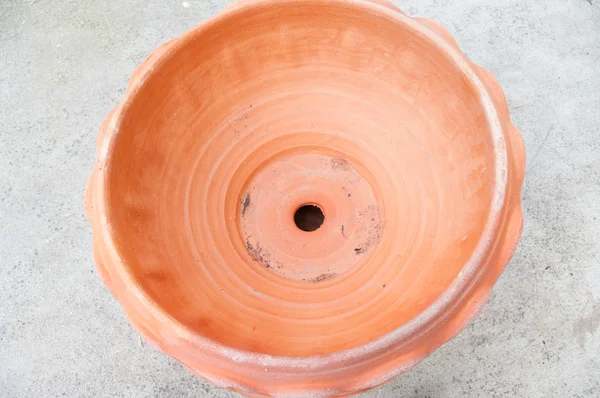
[331, 156, 350, 171]
[247, 240, 271, 269]
[309, 273, 337, 283]
[242, 193, 251, 217]
[354, 204, 385, 255]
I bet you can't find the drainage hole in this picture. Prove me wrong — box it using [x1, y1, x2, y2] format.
[294, 205, 325, 232]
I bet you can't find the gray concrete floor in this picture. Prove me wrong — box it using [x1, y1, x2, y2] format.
[1, 0, 599, 396]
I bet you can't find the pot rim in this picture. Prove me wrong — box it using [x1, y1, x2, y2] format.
[94, 0, 509, 381]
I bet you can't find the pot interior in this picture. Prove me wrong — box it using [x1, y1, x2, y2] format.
[106, 1, 497, 356]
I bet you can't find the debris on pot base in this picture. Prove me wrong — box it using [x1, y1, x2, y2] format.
[240, 152, 383, 284]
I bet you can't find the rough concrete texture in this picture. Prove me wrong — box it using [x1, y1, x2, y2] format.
[1, 0, 599, 396]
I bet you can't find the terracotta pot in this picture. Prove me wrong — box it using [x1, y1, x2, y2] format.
[85, 0, 525, 396]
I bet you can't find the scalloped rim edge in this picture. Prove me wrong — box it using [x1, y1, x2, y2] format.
[84, 0, 525, 396]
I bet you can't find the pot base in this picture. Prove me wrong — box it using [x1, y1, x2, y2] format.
[240, 149, 383, 283]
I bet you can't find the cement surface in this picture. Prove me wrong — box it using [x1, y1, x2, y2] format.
[1, 0, 599, 396]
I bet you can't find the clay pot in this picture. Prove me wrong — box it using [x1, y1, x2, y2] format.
[85, 0, 525, 396]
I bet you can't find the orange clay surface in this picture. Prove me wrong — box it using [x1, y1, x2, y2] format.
[85, 0, 525, 396]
